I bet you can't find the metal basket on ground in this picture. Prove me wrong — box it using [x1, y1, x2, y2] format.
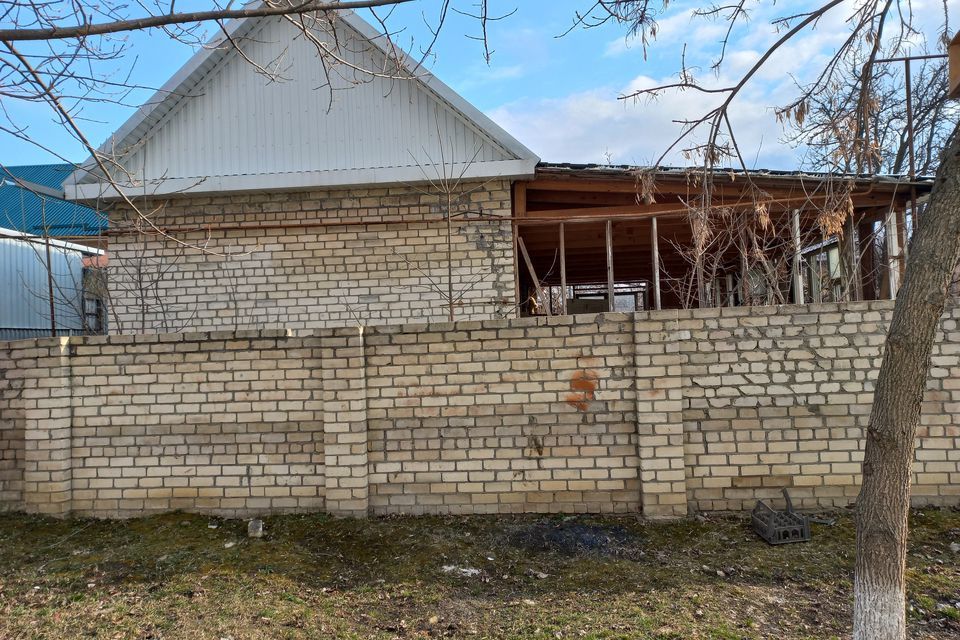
[751, 488, 811, 545]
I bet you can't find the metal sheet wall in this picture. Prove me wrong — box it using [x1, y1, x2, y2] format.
[0, 234, 91, 336]
[122, 17, 514, 184]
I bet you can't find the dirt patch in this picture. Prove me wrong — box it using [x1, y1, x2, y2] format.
[504, 517, 640, 557]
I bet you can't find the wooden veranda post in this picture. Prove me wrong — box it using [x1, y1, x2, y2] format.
[559, 223, 567, 314]
[651, 216, 662, 310]
[511, 182, 526, 319]
[605, 220, 615, 312]
[885, 206, 902, 299]
[518, 236, 551, 316]
[843, 215, 864, 301]
[792, 209, 805, 304]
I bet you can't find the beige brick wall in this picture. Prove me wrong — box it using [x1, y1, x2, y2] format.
[0, 301, 957, 519]
[0, 343, 25, 509]
[4, 331, 325, 518]
[681, 301, 960, 511]
[364, 314, 642, 515]
[106, 182, 515, 333]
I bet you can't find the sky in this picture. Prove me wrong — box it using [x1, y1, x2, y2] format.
[3, 0, 955, 169]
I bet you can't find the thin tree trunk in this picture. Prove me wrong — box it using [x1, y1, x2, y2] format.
[853, 123, 960, 640]
[446, 191, 454, 322]
[41, 201, 57, 337]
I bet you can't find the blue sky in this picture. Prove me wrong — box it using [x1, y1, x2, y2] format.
[4, 0, 954, 169]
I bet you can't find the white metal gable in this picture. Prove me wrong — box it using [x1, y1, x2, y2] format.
[65, 11, 538, 199]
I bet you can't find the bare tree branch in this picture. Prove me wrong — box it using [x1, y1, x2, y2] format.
[0, 0, 416, 42]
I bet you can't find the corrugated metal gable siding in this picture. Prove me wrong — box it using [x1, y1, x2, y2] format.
[0, 235, 87, 333]
[124, 16, 515, 184]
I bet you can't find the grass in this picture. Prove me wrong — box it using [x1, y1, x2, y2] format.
[0, 507, 957, 639]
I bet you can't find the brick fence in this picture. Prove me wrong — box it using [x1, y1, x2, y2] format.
[1, 301, 958, 519]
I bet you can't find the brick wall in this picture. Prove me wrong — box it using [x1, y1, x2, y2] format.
[0, 342, 25, 509]
[106, 181, 515, 334]
[680, 302, 960, 511]
[0, 301, 957, 519]
[3, 331, 325, 517]
[364, 314, 641, 515]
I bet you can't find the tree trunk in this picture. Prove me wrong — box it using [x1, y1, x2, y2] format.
[853, 122, 960, 640]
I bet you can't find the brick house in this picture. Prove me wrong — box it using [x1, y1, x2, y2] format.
[63, 10, 925, 334]
[3, 11, 953, 520]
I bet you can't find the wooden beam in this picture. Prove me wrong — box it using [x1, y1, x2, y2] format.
[513, 181, 527, 217]
[529, 173, 925, 196]
[949, 31, 960, 99]
[512, 222, 520, 318]
[896, 205, 908, 275]
[885, 207, 901, 299]
[740, 251, 750, 305]
[792, 209, 805, 304]
[651, 216, 661, 310]
[518, 236, 551, 316]
[516, 211, 681, 226]
[842, 214, 863, 301]
[516, 205, 890, 228]
[526, 177, 918, 209]
[525, 203, 684, 219]
[527, 190, 669, 206]
[512, 182, 526, 319]
[526, 177, 809, 199]
[559, 223, 567, 315]
[811, 250, 823, 304]
[858, 220, 878, 300]
[606, 220, 615, 312]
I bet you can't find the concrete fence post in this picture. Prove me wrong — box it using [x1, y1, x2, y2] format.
[320, 327, 370, 517]
[634, 312, 688, 519]
[21, 338, 74, 516]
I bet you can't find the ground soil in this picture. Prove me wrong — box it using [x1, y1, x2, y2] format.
[0, 507, 957, 639]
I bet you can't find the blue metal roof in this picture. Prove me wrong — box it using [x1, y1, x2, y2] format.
[0, 164, 105, 237]
[1, 163, 77, 190]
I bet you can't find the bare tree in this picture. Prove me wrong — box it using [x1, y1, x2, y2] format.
[583, 2, 957, 638]
[0, 0, 505, 273]
[789, 55, 955, 177]
[1, 0, 517, 334]
[3, 1, 959, 637]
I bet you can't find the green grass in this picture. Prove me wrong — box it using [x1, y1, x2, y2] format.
[0, 507, 957, 639]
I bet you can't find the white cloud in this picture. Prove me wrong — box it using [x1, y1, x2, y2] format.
[603, 37, 633, 58]
[491, 0, 886, 170]
[488, 75, 797, 169]
[456, 62, 527, 91]
[603, 7, 728, 59]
